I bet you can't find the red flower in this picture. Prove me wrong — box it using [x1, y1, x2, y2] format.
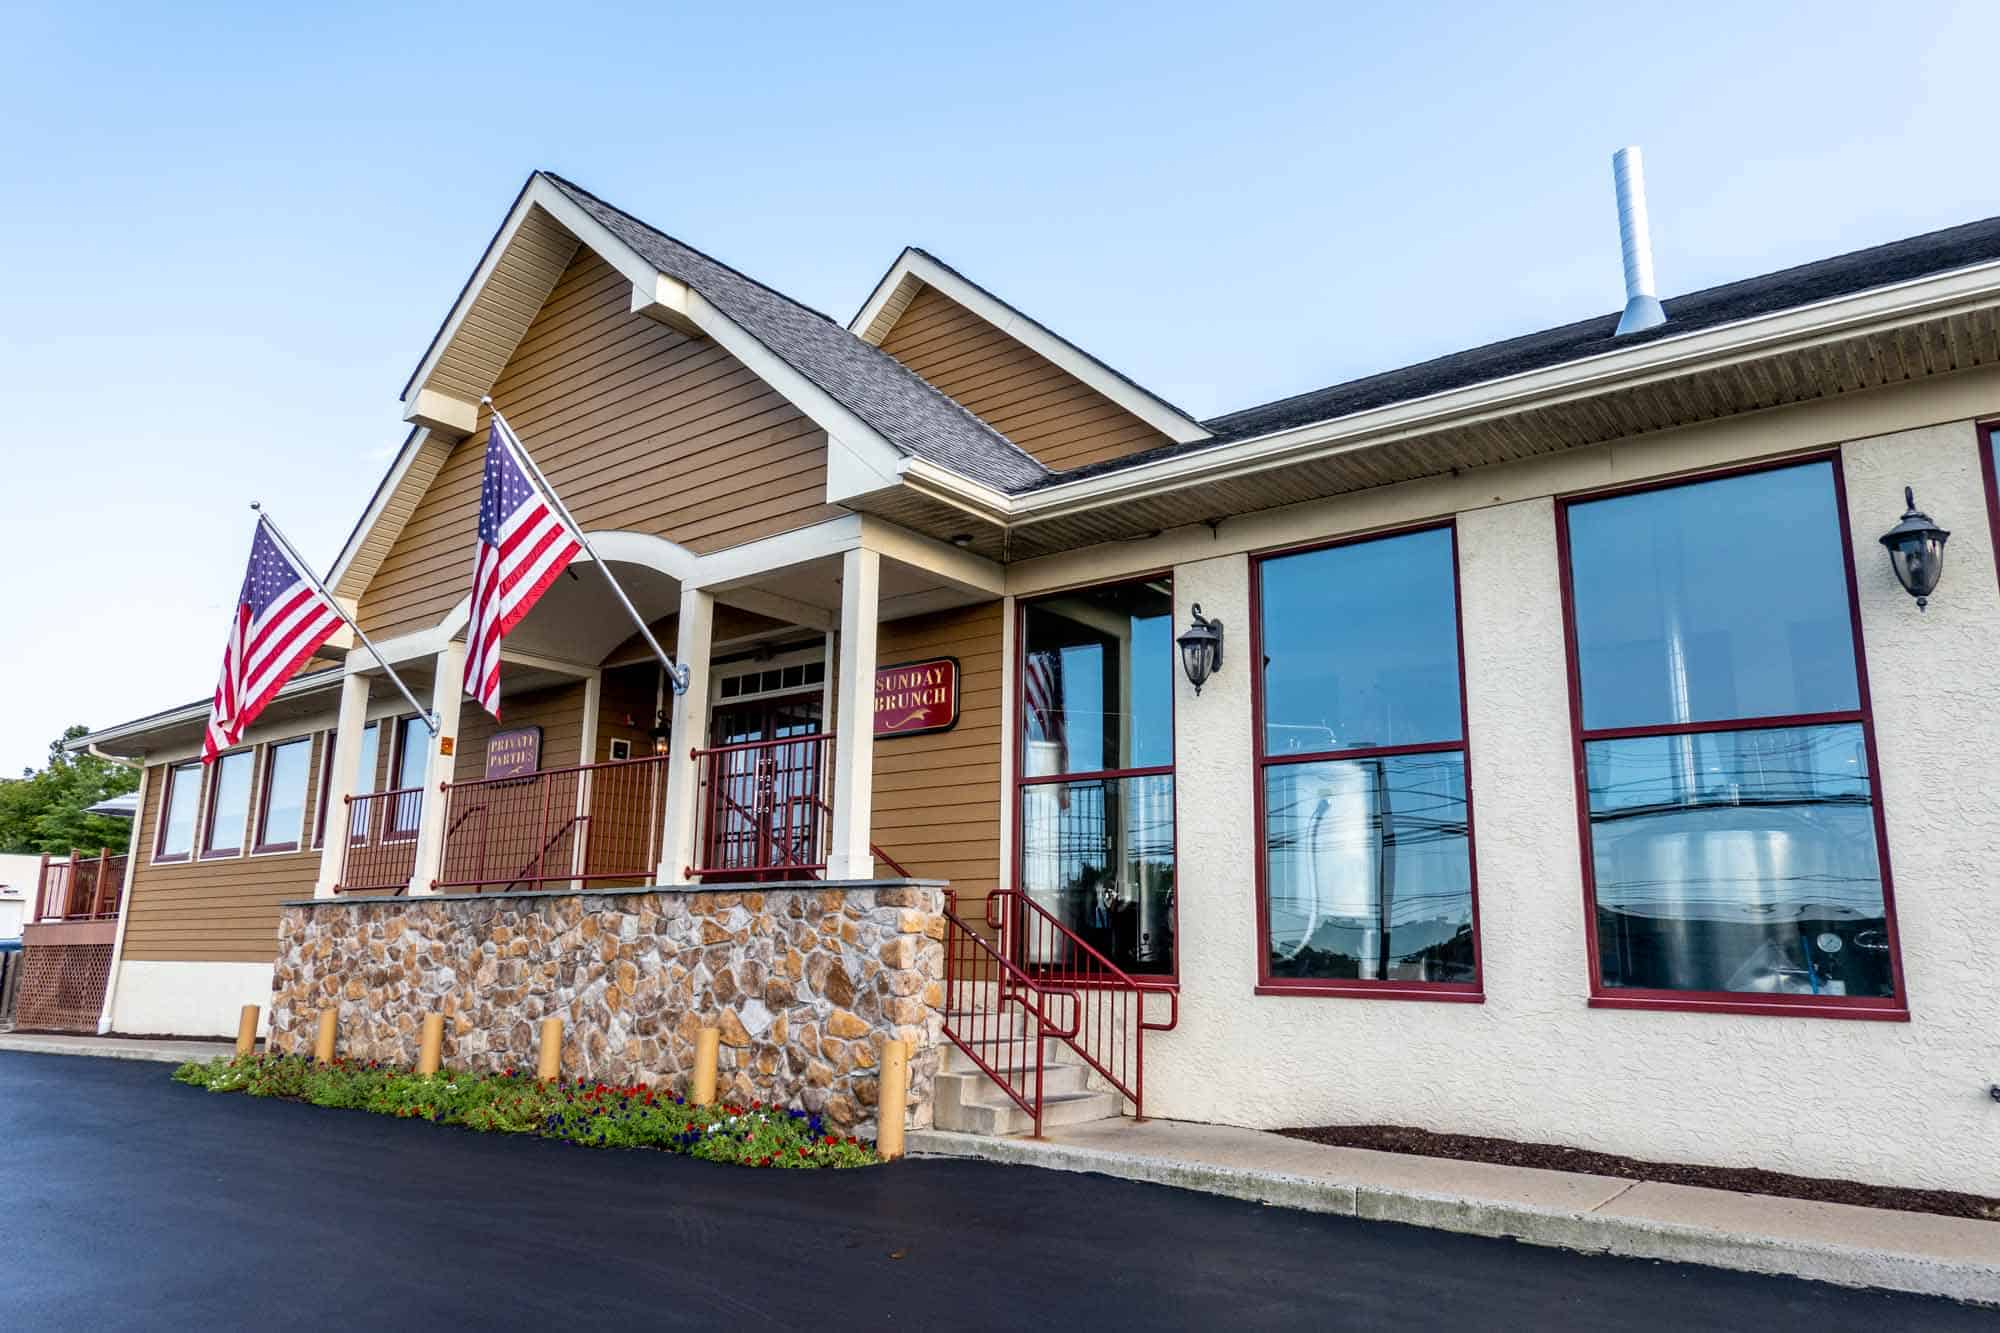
[797, 1147, 807, 1157]
[824, 1135, 838, 1145]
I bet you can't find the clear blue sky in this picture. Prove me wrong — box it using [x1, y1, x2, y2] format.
[1, 2, 1993, 773]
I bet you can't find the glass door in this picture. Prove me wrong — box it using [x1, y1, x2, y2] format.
[707, 692, 826, 877]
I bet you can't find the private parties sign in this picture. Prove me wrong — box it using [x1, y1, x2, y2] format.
[874, 657, 959, 738]
[484, 726, 543, 778]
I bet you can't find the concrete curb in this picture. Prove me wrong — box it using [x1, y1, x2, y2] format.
[0, 1035, 230, 1065]
[908, 1129, 2000, 1307]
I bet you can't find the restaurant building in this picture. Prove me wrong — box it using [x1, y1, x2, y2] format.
[67, 167, 2000, 1193]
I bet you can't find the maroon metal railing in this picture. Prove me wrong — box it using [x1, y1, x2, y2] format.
[436, 753, 670, 892]
[941, 889, 1080, 1138]
[35, 850, 128, 922]
[688, 734, 831, 879]
[336, 787, 422, 893]
[985, 889, 1179, 1119]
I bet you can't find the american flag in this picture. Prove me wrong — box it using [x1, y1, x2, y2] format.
[464, 419, 581, 717]
[202, 521, 345, 762]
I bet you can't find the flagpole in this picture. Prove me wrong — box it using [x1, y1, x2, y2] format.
[482, 399, 690, 695]
[249, 504, 439, 734]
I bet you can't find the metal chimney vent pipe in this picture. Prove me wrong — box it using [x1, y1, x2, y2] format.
[1612, 146, 1667, 335]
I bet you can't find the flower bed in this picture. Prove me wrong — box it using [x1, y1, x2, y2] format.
[171, 1054, 880, 1168]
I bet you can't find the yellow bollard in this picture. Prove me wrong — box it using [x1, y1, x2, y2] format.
[313, 1009, 338, 1065]
[417, 1013, 445, 1076]
[235, 1005, 260, 1058]
[877, 1038, 910, 1161]
[536, 1017, 563, 1083]
[691, 1026, 720, 1106]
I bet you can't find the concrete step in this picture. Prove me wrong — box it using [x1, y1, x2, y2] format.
[936, 1059, 1091, 1097]
[932, 1081, 1125, 1137]
[940, 1034, 1079, 1077]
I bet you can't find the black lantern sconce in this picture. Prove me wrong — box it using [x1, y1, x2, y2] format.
[1176, 603, 1225, 695]
[649, 710, 671, 755]
[1879, 486, 1950, 611]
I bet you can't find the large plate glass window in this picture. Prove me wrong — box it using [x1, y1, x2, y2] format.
[1560, 458, 1904, 1015]
[1255, 524, 1480, 997]
[1017, 578, 1175, 976]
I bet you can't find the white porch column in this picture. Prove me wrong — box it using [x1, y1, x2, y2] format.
[405, 640, 466, 896]
[314, 672, 374, 897]
[656, 586, 714, 885]
[828, 546, 880, 880]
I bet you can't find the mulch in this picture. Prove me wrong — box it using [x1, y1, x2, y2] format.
[1276, 1123, 2000, 1223]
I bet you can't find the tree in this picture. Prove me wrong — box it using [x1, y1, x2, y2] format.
[0, 725, 142, 856]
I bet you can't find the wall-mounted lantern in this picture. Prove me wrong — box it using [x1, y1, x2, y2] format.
[1176, 603, 1225, 695]
[1879, 486, 1950, 611]
[649, 711, 671, 755]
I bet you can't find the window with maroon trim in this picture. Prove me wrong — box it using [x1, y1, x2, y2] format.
[254, 737, 313, 854]
[315, 721, 382, 848]
[1016, 577, 1176, 977]
[386, 716, 428, 838]
[1253, 523, 1480, 997]
[1559, 457, 1905, 1015]
[201, 748, 255, 859]
[154, 761, 202, 862]
[1980, 422, 2000, 588]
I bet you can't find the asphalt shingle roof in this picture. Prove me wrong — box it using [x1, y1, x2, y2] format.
[1038, 213, 2000, 487]
[542, 174, 1049, 493]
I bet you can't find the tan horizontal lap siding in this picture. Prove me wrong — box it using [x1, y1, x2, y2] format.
[452, 681, 588, 783]
[123, 735, 326, 964]
[877, 285, 1173, 471]
[359, 249, 843, 639]
[870, 602, 1003, 911]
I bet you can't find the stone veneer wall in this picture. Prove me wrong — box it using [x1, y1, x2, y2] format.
[269, 883, 946, 1135]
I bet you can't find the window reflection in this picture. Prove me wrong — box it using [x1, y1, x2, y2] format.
[1587, 724, 1891, 998]
[1020, 775, 1175, 975]
[1261, 528, 1463, 754]
[1021, 581, 1174, 776]
[1265, 755, 1474, 983]
[1567, 462, 1859, 731]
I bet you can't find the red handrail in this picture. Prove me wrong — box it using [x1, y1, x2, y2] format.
[688, 734, 831, 879]
[984, 889, 1178, 1120]
[940, 889, 1081, 1137]
[336, 786, 422, 893]
[436, 753, 668, 893]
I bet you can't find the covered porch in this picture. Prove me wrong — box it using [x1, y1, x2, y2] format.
[317, 521, 996, 900]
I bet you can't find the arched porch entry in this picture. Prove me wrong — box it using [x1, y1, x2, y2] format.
[318, 523, 1001, 897]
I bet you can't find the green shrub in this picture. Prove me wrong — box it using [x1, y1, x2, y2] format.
[168, 1054, 879, 1169]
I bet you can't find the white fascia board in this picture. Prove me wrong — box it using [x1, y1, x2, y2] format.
[850, 249, 1211, 446]
[856, 514, 1006, 596]
[70, 668, 348, 756]
[998, 257, 2000, 527]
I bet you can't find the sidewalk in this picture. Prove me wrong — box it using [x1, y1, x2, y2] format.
[908, 1118, 2000, 1307]
[0, 1032, 236, 1065]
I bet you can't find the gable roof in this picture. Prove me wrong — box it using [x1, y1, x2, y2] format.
[1038, 212, 2000, 486]
[849, 246, 1210, 446]
[537, 174, 1049, 492]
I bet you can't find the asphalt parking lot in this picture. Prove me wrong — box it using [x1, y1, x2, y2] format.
[2, 1052, 1988, 1331]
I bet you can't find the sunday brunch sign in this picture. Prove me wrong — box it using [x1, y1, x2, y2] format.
[874, 657, 959, 738]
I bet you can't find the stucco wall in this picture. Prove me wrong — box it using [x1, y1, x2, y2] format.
[1152, 418, 2000, 1194]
